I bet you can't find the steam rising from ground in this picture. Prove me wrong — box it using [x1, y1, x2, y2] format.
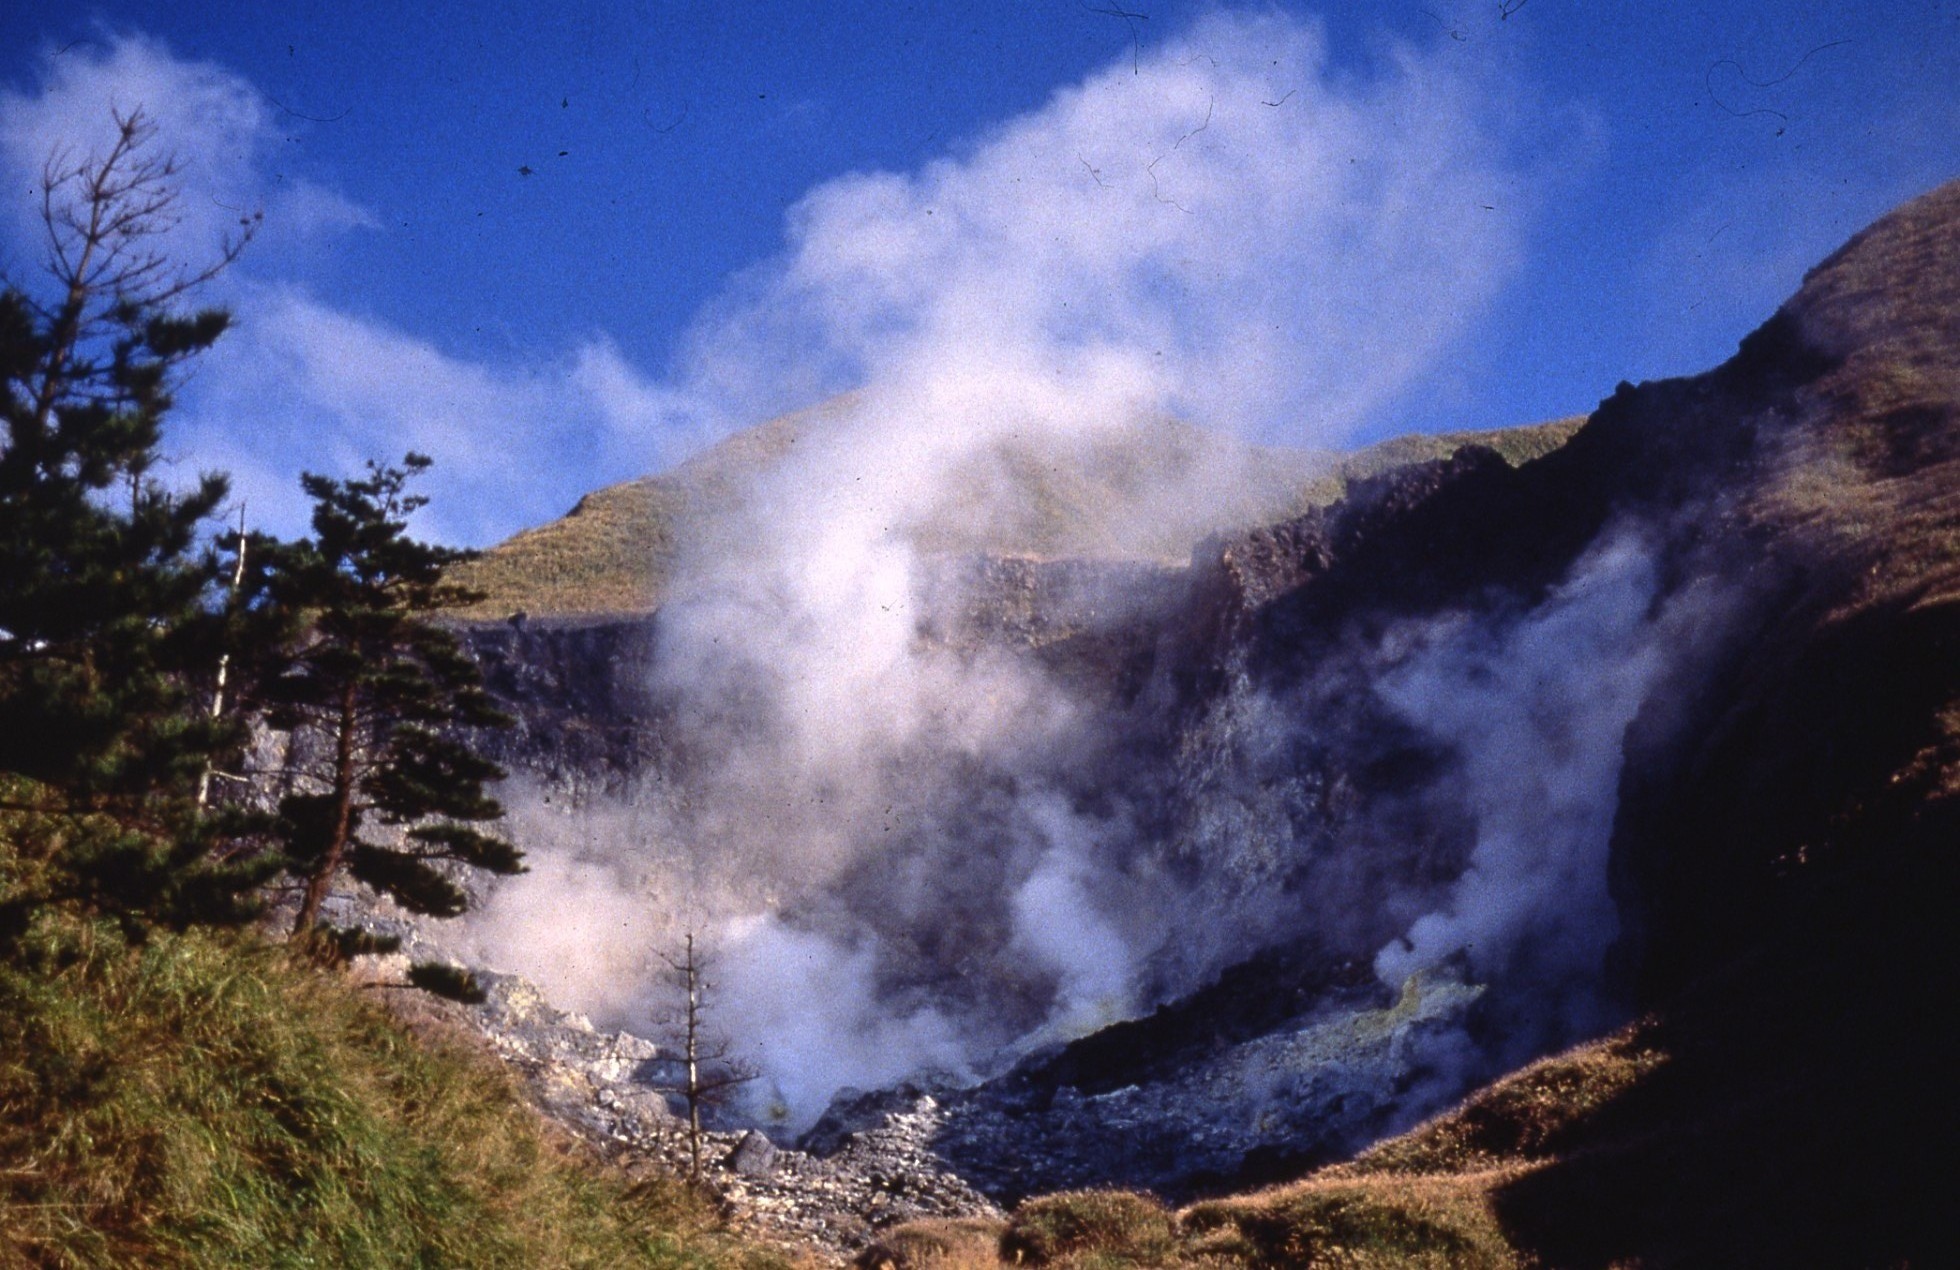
[1373, 536, 1667, 1056]
[458, 10, 1633, 1131]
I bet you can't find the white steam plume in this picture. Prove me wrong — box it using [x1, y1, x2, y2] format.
[472, 9, 1545, 1130]
[661, 12, 1536, 1125]
[668, 9, 1528, 446]
[1372, 533, 1670, 1054]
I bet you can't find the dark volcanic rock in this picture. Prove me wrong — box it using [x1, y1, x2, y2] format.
[1005, 938, 1373, 1098]
[452, 614, 666, 787]
[423, 181, 1960, 1267]
[934, 971, 1484, 1205]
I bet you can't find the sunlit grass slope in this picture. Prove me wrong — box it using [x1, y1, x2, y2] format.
[447, 412, 1582, 620]
[856, 1031, 1660, 1269]
[0, 832, 781, 1270]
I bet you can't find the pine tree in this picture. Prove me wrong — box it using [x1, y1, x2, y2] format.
[258, 454, 520, 941]
[0, 108, 268, 932]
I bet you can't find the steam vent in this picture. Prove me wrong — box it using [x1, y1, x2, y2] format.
[7, 23, 1958, 1262]
[380, 180, 1960, 1264]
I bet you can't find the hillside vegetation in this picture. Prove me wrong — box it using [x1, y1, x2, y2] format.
[854, 1031, 1655, 1269]
[0, 820, 783, 1270]
[446, 412, 1580, 620]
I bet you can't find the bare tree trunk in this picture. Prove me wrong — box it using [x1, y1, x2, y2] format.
[661, 929, 754, 1180]
[294, 682, 358, 938]
[196, 511, 247, 811]
[683, 930, 703, 1180]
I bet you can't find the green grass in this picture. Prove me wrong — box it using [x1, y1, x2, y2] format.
[0, 830, 783, 1269]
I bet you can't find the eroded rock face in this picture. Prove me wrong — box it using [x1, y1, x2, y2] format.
[931, 972, 1484, 1204]
[339, 181, 1960, 1269]
[458, 616, 666, 789]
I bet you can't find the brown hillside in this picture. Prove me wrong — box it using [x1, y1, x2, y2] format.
[840, 178, 1960, 1270]
[972, 176, 1960, 1270]
[447, 412, 1580, 620]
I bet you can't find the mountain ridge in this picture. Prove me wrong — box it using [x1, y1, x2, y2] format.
[445, 411, 1582, 620]
[419, 178, 1960, 1266]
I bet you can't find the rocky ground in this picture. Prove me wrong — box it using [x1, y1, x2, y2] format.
[348, 887, 1498, 1263]
[344, 875, 1505, 1262]
[933, 971, 1484, 1205]
[360, 944, 1000, 1264]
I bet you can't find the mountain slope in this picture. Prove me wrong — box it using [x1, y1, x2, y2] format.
[420, 179, 1960, 1270]
[935, 176, 1960, 1268]
[445, 409, 1580, 620]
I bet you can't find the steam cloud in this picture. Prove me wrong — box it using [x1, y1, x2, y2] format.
[1372, 535, 1667, 1057]
[665, 10, 1528, 447]
[462, 9, 1608, 1131]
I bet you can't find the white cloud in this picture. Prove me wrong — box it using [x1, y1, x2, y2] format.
[0, 31, 690, 547]
[177, 286, 681, 543]
[264, 178, 382, 243]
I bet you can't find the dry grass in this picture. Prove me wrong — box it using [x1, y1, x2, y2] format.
[1180, 1170, 1524, 1270]
[447, 409, 1583, 621]
[1765, 180, 1960, 611]
[1331, 417, 1583, 484]
[1156, 1030, 1663, 1270]
[1000, 1190, 1184, 1266]
[848, 1029, 1664, 1270]
[444, 397, 834, 619]
[0, 829, 785, 1270]
[853, 1217, 1008, 1269]
[1334, 1030, 1665, 1179]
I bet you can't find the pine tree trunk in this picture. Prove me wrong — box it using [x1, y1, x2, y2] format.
[294, 682, 359, 938]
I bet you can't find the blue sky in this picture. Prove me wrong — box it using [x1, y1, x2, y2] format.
[1, 1, 1955, 545]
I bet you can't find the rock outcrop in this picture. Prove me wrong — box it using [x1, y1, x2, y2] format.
[409, 181, 1960, 1266]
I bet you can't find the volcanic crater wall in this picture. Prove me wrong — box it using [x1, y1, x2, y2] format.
[427, 183, 1960, 1257]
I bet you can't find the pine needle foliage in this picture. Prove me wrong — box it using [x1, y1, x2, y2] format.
[0, 108, 273, 934]
[256, 455, 520, 938]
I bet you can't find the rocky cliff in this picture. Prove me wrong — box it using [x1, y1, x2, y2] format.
[422, 180, 1960, 1265]
[947, 178, 1960, 1262]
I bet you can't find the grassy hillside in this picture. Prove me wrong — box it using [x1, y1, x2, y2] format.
[0, 832, 783, 1270]
[851, 1034, 1654, 1268]
[446, 412, 1581, 620]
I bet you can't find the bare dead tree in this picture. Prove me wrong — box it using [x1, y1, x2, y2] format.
[22, 107, 259, 442]
[659, 930, 757, 1181]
